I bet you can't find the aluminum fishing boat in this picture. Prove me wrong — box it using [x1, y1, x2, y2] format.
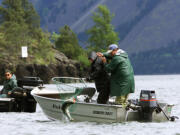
[31, 77, 177, 123]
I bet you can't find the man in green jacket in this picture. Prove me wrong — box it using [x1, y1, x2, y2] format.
[97, 44, 135, 105]
[0, 70, 17, 98]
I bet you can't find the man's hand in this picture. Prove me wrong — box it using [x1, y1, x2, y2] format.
[96, 52, 103, 57]
[96, 52, 106, 63]
[8, 91, 12, 95]
[101, 57, 106, 63]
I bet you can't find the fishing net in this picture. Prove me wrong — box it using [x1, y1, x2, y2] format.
[52, 77, 87, 100]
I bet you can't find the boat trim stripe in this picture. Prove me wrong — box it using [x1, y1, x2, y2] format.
[140, 99, 157, 101]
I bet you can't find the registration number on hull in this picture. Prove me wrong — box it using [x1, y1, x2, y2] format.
[93, 110, 113, 115]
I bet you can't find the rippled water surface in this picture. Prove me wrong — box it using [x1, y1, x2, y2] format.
[0, 75, 180, 135]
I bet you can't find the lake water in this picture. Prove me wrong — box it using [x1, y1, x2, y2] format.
[0, 75, 179, 135]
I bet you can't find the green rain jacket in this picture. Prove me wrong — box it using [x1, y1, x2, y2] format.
[1, 74, 17, 95]
[104, 50, 135, 96]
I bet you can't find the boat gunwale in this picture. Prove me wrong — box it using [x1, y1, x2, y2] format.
[31, 89, 123, 108]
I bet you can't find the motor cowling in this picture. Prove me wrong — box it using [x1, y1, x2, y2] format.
[139, 90, 158, 121]
[140, 90, 157, 108]
[17, 77, 43, 87]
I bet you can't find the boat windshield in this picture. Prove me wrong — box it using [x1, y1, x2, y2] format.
[51, 77, 87, 99]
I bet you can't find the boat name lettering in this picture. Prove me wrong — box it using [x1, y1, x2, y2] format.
[52, 104, 61, 109]
[93, 110, 113, 115]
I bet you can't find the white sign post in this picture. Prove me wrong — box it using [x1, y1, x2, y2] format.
[21, 46, 28, 58]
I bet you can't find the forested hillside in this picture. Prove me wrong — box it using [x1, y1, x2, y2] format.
[26, 0, 180, 55]
[0, 0, 55, 65]
[0, 0, 89, 83]
[28, 0, 180, 74]
[1, 0, 180, 74]
[130, 40, 180, 74]
[1, 0, 180, 54]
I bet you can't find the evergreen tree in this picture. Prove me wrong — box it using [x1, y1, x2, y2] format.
[0, 0, 40, 28]
[0, 0, 54, 64]
[87, 5, 119, 52]
[51, 32, 60, 44]
[55, 25, 81, 59]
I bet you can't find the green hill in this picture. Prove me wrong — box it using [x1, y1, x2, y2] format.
[27, 0, 180, 55]
[130, 40, 180, 74]
[1, 0, 180, 74]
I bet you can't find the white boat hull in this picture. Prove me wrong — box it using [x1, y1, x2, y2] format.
[31, 87, 173, 123]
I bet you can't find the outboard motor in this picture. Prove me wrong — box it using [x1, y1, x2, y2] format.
[10, 77, 43, 112]
[17, 77, 43, 87]
[139, 90, 158, 121]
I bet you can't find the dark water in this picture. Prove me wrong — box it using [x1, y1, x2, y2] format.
[0, 75, 180, 135]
